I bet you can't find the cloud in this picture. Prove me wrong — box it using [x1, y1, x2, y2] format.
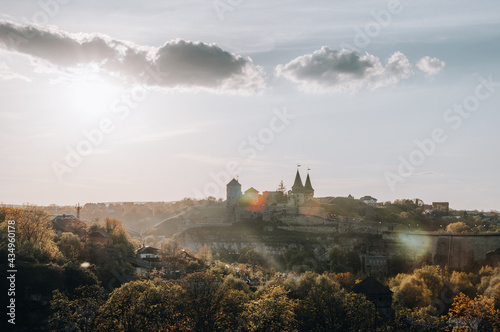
[276, 47, 413, 94]
[0, 20, 265, 94]
[0, 62, 30, 81]
[416, 56, 445, 76]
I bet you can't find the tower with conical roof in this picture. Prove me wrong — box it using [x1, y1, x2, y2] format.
[288, 167, 314, 206]
[291, 170, 304, 193]
[304, 171, 314, 197]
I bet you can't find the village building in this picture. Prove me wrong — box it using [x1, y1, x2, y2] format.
[352, 276, 394, 322]
[89, 230, 113, 246]
[51, 214, 87, 237]
[360, 195, 378, 207]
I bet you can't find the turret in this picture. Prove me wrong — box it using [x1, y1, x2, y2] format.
[304, 172, 314, 197]
[291, 170, 304, 193]
[226, 178, 242, 209]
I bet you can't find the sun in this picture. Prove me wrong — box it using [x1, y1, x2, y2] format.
[64, 78, 121, 121]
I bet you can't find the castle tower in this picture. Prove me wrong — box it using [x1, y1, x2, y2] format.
[304, 172, 314, 198]
[288, 168, 314, 207]
[291, 170, 304, 193]
[226, 178, 242, 209]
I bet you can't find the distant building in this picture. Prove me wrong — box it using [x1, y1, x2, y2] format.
[361, 255, 389, 275]
[288, 170, 314, 207]
[225, 168, 315, 219]
[432, 202, 449, 211]
[485, 247, 500, 267]
[51, 214, 87, 237]
[352, 276, 394, 322]
[137, 246, 161, 259]
[243, 187, 259, 203]
[177, 249, 196, 263]
[360, 196, 378, 207]
[89, 230, 113, 246]
[226, 178, 242, 209]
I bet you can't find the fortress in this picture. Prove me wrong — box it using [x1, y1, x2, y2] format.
[226, 168, 322, 221]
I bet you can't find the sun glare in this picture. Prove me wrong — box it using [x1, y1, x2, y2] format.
[65, 79, 120, 121]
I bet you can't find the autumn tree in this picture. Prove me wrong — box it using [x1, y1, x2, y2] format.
[160, 238, 182, 254]
[333, 272, 355, 290]
[393, 275, 433, 309]
[180, 272, 224, 332]
[214, 275, 252, 331]
[329, 247, 359, 273]
[57, 233, 85, 262]
[242, 285, 299, 332]
[94, 280, 193, 331]
[197, 245, 213, 264]
[449, 292, 500, 331]
[294, 273, 377, 331]
[49, 285, 107, 332]
[0, 205, 61, 260]
[446, 221, 469, 233]
[239, 247, 268, 269]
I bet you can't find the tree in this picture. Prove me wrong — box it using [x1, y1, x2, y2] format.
[346, 251, 361, 273]
[394, 275, 433, 309]
[57, 233, 84, 262]
[446, 221, 469, 233]
[214, 275, 252, 331]
[180, 272, 223, 332]
[329, 247, 348, 273]
[390, 307, 451, 332]
[295, 273, 376, 331]
[449, 292, 500, 331]
[242, 285, 298, 332]
[197, 245, 213, 264]
[333, 272, 355, 290]
[94, 280, 193, 331]
[0, 205, 61, 260]
[239, 248, 267, 269]
[160, 238, 182, 254]
[49, 285, 107, 332]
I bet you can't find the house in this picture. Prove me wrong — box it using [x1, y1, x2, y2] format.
[485, 247, 500, 267]
[248, 277, 261, 286]
[136, 246, 161, 259]
[126, 257, 154, 275]
[432, 202, 449, 211]
[352, 276, 394, 322]
[51, 214, 87, 237]
[88, 230, 113, 246]
[178, 249, 196, 263]
[243, 187, 259, 202]
[360, 196, 378, 207]
[361, 255, 389, 275]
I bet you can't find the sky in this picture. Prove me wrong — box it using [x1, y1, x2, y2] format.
[0, 0, 499, 211]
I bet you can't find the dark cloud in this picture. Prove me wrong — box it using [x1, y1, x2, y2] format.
[0, 20, 265, 94]
[276, 47, 413, 93]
